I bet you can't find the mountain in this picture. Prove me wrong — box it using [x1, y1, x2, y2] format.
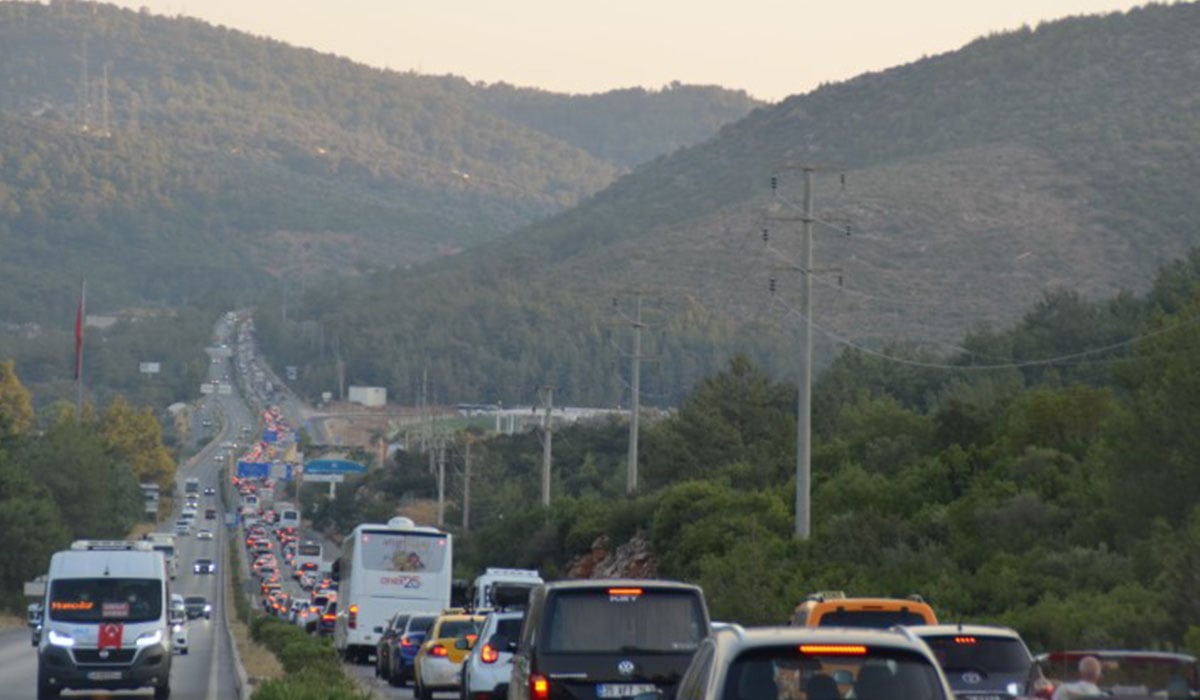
[262, 2, 1200, 406]
[0, 1, 760, 322]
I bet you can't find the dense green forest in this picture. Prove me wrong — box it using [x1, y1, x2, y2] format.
[258, 2, 1200, 408]
[0, 1, 757, 323]
[0, 361, 177, 611]
[302, 251, 1200, 653]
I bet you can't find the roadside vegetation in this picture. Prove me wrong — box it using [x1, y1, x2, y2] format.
[0, 362, 176, 612]
[308, 251, 1200, 654]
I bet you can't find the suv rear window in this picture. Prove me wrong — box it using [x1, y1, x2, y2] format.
[408, 615, 436, 633]
[546, 589, 706, 654]
[723, 646, 947, 700]
[922, 635, 1030, 674]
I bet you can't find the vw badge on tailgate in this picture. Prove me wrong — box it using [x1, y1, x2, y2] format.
[618, 660, 635, 677]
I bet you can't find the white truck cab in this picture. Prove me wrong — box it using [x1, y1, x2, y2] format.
[37, 540, 173, 700]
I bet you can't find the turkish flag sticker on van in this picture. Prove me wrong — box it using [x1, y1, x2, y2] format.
[98, 622, 123, 649]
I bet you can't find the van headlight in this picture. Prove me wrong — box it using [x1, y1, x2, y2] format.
[136, 629, 164, 647]
[47, 629, 76, 647]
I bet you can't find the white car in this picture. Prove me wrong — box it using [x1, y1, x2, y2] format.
[460, 610, 524, 700]
[196, 528, 214, 540]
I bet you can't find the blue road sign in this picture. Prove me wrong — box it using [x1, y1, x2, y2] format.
[236, 460, 271, 478]
[304, 458, 367, 474]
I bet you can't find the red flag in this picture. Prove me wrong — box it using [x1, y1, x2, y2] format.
[98, 622, 123, 650]
[74, 285, 85, 381]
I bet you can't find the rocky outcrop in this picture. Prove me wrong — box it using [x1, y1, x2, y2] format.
[567, 532, 658, 579]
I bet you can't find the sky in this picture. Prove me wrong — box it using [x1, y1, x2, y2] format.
[106, 0, 1158, 102]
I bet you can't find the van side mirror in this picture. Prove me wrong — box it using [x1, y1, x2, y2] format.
[330, 559, 341, 582]
[374, 626, 385, 634]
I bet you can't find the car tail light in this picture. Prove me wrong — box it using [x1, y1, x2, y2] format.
[322, 613, 335, 623]
[480, 643, 499, 664]
[430, 644, 448, 658]
[531, 673, 550, 700]
[401, 635, 416, 648]
[799, 644, 868, 655]
[349, 604, 358, 630]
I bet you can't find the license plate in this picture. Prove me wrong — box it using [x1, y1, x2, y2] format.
[597, 684, 657, 698]
[88, 671, 123, 681]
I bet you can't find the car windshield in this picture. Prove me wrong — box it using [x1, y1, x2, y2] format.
[49, 578, 163, 623]
[545, 589, 705, 654]
[923, 635, 1030, 674]
[723, 646, 949, 700]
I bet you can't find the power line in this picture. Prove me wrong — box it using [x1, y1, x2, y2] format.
[768, 294, 1200, 371]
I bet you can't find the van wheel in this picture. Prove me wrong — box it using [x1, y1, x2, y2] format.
[37, 679, 59, 700]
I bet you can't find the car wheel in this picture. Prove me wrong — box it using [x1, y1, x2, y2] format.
[154, 681, 171, 700]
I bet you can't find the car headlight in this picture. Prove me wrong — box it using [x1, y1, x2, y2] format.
[47, 629, 75, 647]
[136, 629, 164, 647]
[204, 604, 212, 614]
[1006, 682, 1022, 696]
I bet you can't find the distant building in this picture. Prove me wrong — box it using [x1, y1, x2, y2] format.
[348, 386, 386, 407]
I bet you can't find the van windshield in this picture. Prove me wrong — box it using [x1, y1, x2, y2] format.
[546, 589, 705, 654]
[49, 578, 163, 623]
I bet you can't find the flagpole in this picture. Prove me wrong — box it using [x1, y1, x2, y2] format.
[76, 280, 86, 422]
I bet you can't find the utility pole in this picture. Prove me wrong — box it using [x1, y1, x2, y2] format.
[627, 295, 644, 495]
[461, 436, 472, 531]
[538, 386, 554, 506]
[796, 167, 814, 540]
[436, 437, 446, 528]
[766, 164, 832, 540]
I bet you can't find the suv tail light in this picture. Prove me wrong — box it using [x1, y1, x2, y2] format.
[531, 673, 550, 700]
[349, 604, 358, 630]
[480, 643, 499, 664]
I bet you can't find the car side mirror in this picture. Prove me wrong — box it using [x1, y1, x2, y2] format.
[374, 626, 384, 634]
[455, 637, 473, 650]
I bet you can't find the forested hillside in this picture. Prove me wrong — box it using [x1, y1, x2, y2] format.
[0, 1, 758, 322]
[307, 252, 1200, 652]
[263, 2, 1200, 407]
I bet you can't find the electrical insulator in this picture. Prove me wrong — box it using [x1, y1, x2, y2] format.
[762, 228, 769, 242]
[770, 175, 778, 191]
[769, 278, 777, 293]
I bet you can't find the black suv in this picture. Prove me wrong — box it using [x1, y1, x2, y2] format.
[509, 580, 710, 700]
[908, 624, 1038, 699]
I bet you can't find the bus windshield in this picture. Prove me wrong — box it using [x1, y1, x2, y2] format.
[49, 578, 163, 623]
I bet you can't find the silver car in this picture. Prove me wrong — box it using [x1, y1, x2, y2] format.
[674, 625, 955, 700]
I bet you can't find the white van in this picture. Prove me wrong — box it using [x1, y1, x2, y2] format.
[37, 540, 173, 700]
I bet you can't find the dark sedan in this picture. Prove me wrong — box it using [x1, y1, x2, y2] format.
[184, 595, 212, 620]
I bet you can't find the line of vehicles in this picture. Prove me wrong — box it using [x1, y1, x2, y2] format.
[354, 572, 1200, 700]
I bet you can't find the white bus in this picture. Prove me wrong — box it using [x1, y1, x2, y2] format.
[332, 517, 452, 664]
[295, 540, 324, 576]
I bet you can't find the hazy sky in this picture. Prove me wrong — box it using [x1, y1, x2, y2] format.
[108, 0, 1156, 102]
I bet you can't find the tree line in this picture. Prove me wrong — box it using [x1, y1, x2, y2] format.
[0, 360, 176, 611]
[305, 250, 1200, 653]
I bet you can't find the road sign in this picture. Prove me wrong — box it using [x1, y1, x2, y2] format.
[236, 461, 271, 479]
[302, 473, 344, 483]
[304, 458, 367, 474]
